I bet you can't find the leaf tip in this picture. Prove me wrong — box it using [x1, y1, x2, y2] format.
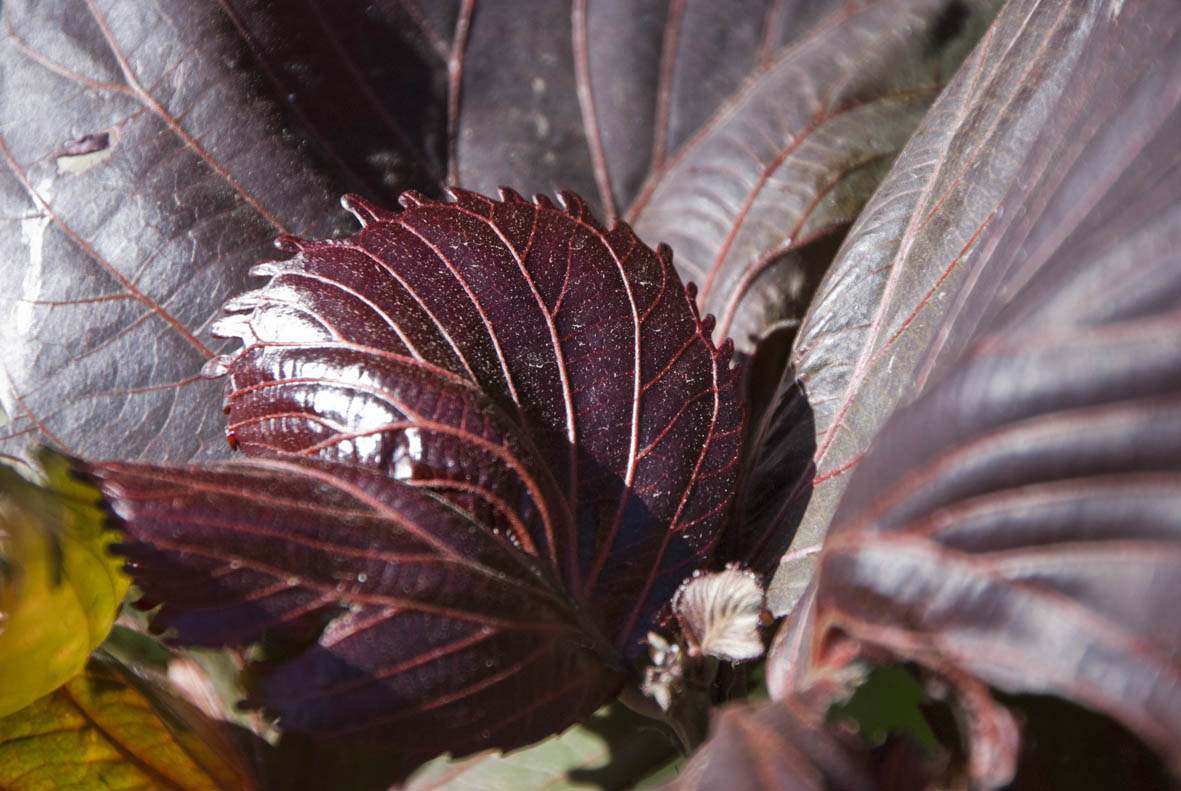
[717, 337, 735, 364]
[342, 193, 391, 226]
[199, 356, 232, 380]
[555, 190, 588, 220]
[249, 261, 280, 278]
[496, 186, 527, 204]
[274, 236, 305, 254]
[397, 190, 432, 210]
[209, 314, 251, 343]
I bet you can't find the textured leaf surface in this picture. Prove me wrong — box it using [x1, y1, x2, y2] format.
[454, 0, 850, 219]
[0, 656, 259, 791]
[85, 188, 743, 765]
[779, 0, 1181, 777]
[0, 0, 365, 463]
[0, 451, 128, 716]
[2, 0, 842, 468]
[87, 457, 622, 770]
[208, 188, 743, 655]
[764, 0, 1156, 612]
[632, 0, 1000, 358]
[664, 698, 870, 791]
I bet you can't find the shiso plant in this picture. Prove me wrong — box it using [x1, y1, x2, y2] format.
[0, 1, 1178, 789]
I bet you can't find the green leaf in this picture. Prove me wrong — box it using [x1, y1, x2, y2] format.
[827, 664, 938, 753]
[0, 449, 129, 716]
[404, 702, 678, 791]
[0, 655, 260, 790]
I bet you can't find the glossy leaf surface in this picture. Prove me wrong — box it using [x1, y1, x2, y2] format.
[0, 656, 259, 791]
[0, 451, 128, 716]
[208, 188, 743, 655]
[764, 0, 1165, 612]
[84, 188, 743, 765]
[87, 457, 621, 769]
[778, 0, 1181, 778]
[0, 0, 357, 464]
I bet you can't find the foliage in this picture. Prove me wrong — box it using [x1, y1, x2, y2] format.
[0, 0, 1177, 788]
[0, 449, 127, 717]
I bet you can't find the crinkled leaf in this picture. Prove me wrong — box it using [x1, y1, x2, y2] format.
[208, 188, 743, 655]
[664, 698, 871, 791]
[779, 0, 1181, 779]
[0, 655, 260, 791]
[0, 449, 128, 716]
[83, 188, 743, 767]
[764, 0, 1157, 612]
[632, 0, 999, 359]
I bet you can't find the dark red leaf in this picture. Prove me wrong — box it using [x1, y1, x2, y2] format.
[88, 456, 619, 768]
[626, 0, 1002, 582]
[0, 0, 392, 464]
[456, 0, 853, 220]
[207, 188, 743, 654]
[772, 0, 1181, 780]
[83, 188, 744, 764]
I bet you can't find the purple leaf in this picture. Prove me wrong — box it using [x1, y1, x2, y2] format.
[632, 0, 1000, 357]
[627, 0, 1002, 579]
[88, 456, 621, 768]
[0, 0, 394, 464]
[83, 188, 744, 764]
[208, 188, 744, 653]
[456, 0, 853, 220]
[772, 0, 1181, 780]
[763, 0, 1155, 613]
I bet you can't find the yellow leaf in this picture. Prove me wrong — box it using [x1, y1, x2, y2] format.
[0, 656, 259, 790]
[0, 450, 129, 716]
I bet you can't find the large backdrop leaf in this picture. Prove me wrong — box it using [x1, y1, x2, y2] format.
[758, 0, 1180, 786]
[757, 0, 1176, 612]
[81, 188, 743, 769]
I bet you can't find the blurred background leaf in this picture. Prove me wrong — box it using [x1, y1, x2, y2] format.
[0, 449, 127, 716]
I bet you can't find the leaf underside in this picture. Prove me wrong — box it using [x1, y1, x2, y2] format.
[770, 0, 1181, 781]
[763, 0, 1177, 615]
